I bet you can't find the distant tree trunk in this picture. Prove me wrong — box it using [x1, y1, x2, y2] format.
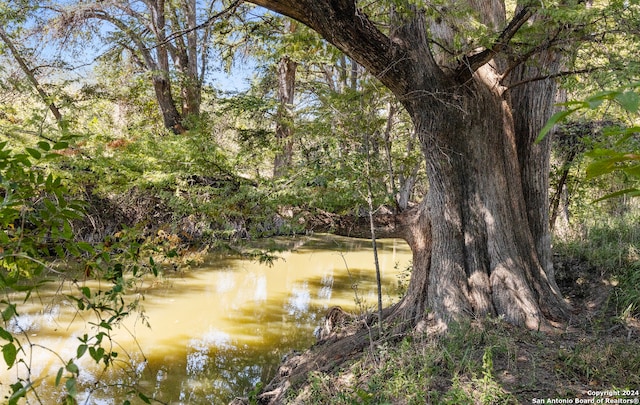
[152, 0, 185, 134]
[397, 164, 418, 210]
[0, 27, 64, 127]
[382, 102, 399, 208]
[73, 3, 186, 134]
[550, 163, 574, 232]
[273, 54, 297, 177]
[151, 74, 184, 133]
[171, 0, 201, 119]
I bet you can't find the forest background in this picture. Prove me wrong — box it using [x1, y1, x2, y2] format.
[0, 0, 639, 404]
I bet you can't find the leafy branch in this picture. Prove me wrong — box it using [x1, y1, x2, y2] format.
[538, 83, 640, 200]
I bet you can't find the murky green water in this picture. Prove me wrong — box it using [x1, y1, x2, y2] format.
[0, 235, 411, 404]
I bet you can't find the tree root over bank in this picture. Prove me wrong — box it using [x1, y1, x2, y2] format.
[231, 298, 438, 405]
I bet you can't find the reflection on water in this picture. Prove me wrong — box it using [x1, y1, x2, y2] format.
[0, 235, 411, 404]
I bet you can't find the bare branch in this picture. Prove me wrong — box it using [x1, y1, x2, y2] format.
[158, 0, 244, 48]
[505, 67, 600, 90]
[0, 26, 64, 126]
[454, 6, 533, 83]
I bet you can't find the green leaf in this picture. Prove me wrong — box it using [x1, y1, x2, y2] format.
[37, 141, 51, 151]
[77, 344, 88, 359]
[3, 342, 17, 368]
[0, 327, 13, 342]
[138, 392, 152, 404]
[586, 90, 618, 108]
[14, 154, 31, 167]
[585, 147, 617, 158]
[55, 367, 64, 386]
[80, 287, 91, 298]
[8, 381, 29, 405]
[593, 188, 640, 202]
[623, 163, 640, 178]
[95, 347, 105, 362]
[65, 360, 79, 374]
[65, 377, 77, 397]
[537, 109, 578, 143]
[586, 158, 620, 178]
[89, 346, 101, 362]
[2, 303, 17, 321]
[25, 148, 41, 159]
[150, 256, 158, 276]
[77, 242, 95, 254]
[99, 321, 112, 330]
[615, 91, 640, 113]
[52, 141, 69, 150]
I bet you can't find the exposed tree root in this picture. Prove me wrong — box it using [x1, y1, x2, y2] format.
[230, 300, 429, 405]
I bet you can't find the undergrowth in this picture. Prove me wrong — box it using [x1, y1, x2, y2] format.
[554, 212, 640, 318]
[289, 316, 640, 404]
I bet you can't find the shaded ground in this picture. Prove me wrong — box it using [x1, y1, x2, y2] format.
[232, 252, 640, 404]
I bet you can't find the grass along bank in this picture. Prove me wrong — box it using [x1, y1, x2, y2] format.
[267, 213, 640, 405]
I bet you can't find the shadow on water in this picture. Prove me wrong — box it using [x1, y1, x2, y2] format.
[1, 235, 412, 404]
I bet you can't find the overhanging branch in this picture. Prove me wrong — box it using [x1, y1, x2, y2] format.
[454, 6, 533, 83]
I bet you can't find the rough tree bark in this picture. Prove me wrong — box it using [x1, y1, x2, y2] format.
[247, 0, 571, 330]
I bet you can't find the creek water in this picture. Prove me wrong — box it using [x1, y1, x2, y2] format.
[1, 235, 412, 404]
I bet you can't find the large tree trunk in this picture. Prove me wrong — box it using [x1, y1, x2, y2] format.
[508, 9, 567, 287]
[392, 70, 569, 329]
[248, 0, 571, 330]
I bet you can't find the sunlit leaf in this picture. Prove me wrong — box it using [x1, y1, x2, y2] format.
[537, 109, 578, 142]
[615, 91, 640, 113]
[593, 188, 640, 202]
[586, 157, 623, 178]
[25, 148, 41, 159]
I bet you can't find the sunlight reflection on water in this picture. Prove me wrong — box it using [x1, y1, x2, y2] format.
[1, 235, 411, 404]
